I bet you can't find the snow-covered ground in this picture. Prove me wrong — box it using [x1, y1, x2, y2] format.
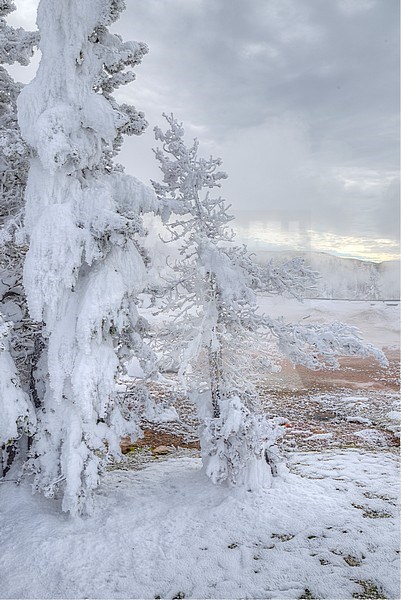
[1, 299, 398, 600]
[0, 451, 399, 599]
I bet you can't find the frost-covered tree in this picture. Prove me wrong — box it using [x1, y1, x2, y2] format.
[364, 264, 382, 300]
[152, 115, 388, 491]
[0, 0, 38, 472]
[17, 0, 158, 515]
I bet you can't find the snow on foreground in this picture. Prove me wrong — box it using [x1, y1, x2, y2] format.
[0, 452, 399, 599]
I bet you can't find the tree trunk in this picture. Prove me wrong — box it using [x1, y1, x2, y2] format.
[29, 331, 45, 410]
[27, 331, 45, 452]
[209, 346, 222, 418]
[1, 444, 16, 478]
[207, 274, 224, 419]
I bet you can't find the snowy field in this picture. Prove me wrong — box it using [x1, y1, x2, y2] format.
[0, 299, 399, 600]
[0, 452, 399, 600]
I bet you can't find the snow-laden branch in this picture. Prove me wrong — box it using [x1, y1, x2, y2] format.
[260, 257, 319, 300]
[264, 317, 388, 370]
[0, 1, 38, 67]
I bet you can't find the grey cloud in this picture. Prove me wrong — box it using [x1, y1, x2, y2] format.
[120, 0, 398, 248]
[121, 0, 399, 170]
[8, 0, 400, 256]
[374, 177, 400, 239]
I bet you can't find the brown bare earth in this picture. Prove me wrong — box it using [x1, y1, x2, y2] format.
[121, 348, 400, 457]
[264, 348, 399, 393]
[121, 429, 200, 453]
[258, 348, 400, 453]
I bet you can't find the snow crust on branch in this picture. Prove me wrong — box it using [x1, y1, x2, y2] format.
[266, 317, 388, 371]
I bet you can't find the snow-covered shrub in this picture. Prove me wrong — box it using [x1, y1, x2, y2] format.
[200, 396, 283, 490]
[152, 115, 388, 491]
[17, 0, 157, 514]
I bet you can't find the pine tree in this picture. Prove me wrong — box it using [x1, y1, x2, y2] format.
[17, 0, 158, 514]
[152, 114, 388, 490]
[0, 0, 38, 474]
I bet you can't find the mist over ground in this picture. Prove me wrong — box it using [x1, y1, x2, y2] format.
[253, 250, 400, 300]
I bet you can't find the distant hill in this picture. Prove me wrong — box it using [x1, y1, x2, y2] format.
[144, 215, 399, 300]
[252, 250, 400, 300]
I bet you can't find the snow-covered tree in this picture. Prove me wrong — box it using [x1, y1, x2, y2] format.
[152, 114, 388, 491]
[17, 0, 158, 515]
[0, 0, 38, 472]
[364, 264, 382, 300]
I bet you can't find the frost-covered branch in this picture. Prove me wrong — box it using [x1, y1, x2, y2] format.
[265, 317, 388, 370]
[260, 257, 319, 300]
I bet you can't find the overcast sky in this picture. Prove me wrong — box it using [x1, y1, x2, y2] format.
[9, 0, 400, 261]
